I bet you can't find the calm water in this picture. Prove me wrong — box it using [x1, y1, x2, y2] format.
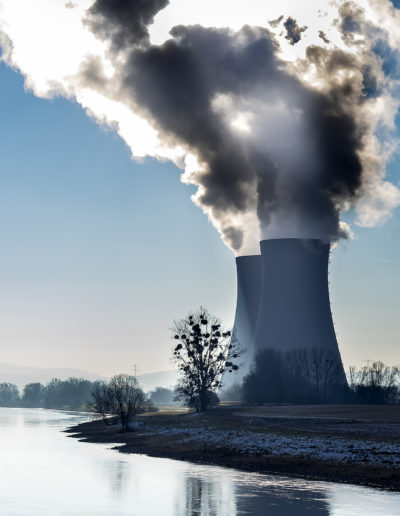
[1, 408, 400, 515]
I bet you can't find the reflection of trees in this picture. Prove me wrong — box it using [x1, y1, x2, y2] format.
[174, 469, 331, 516]
[175, 473, 236, 516]
[107, 459, 130, 498]
[183, 477, 203, 514]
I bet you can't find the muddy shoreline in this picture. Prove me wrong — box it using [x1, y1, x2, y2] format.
[66, 405, 400, 491]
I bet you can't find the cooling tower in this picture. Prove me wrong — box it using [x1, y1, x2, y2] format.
[226, 255, 261, 386]
[254, 238, 346, 384]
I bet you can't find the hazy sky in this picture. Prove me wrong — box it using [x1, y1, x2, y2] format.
[0, 1, 399, 377]
[0, 62, 236, 375]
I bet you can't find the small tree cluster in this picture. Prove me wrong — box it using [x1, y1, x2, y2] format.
[149, 387, 177, 406]
[348, 361, 400, 404]
[42, 378, 93, 409]
[243, 347, 347, 404]
[218, 383, 243, 402]
[171, 307, 240, 412]
[22, 382, 44, 407]
[89, 374, 151, 432]
[0, 382, 20, 407]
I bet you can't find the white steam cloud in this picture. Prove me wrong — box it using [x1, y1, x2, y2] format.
[0, 0, 399, 255]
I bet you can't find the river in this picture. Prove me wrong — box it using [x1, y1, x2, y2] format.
[0, 408, 399, 515]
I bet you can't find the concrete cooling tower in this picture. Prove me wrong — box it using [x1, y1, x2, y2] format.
[226, 255, 261, 387]
[254, 238, 346, 384]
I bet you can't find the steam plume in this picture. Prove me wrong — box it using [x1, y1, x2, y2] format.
[1, 0, 399, 255]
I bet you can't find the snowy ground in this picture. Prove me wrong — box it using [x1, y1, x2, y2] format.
[137, 422, 400, 468]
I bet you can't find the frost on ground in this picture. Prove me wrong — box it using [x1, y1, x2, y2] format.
[137, 423, 400, 468]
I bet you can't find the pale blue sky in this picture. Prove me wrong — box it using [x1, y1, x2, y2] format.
[0, 61, 399, 376]
[0, 62, 235, 375]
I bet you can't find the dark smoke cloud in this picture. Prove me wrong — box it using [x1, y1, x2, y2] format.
[85, 0, 377, 249]
[283, 17, 307, 45]
[87, 0, 169, 47]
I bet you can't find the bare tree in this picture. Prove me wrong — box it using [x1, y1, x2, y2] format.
[172, 307, 240, 412]
[348, 361, 400, 403]
[88, 375, 150, 431]
[88, 381, 113, 424]
[108, 374, 148, 432]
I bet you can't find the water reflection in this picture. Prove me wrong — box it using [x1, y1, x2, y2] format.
[108, 459, 131, 497]
[174, 470, 329, 515]
[0, 408, 399, 516]
[176, 474, 236, 515]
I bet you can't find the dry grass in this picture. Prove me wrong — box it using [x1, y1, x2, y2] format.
[233, 404, 400, 422]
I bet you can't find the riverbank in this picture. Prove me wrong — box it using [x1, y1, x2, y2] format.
[66, 404, 400, 491]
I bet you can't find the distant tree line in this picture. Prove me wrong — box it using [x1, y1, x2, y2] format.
[0, 378, 95, 410]
[241, 347, 347, 404]
[222, 350, 400, 405]
[0, 378, 185, 411]
[148, 387, 177, 406]
[0, 382, 20, 407]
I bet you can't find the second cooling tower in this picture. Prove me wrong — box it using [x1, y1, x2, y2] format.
[223, 255, 261, 388]
[254, 238, 346, 383]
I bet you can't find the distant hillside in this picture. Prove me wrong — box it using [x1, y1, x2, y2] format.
[137, 370, 179, 393]
[0, 363, 103, 390]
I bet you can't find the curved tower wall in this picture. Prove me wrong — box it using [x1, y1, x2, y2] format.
[254, 238, 346, 383]
[226, 255, 261, 386]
